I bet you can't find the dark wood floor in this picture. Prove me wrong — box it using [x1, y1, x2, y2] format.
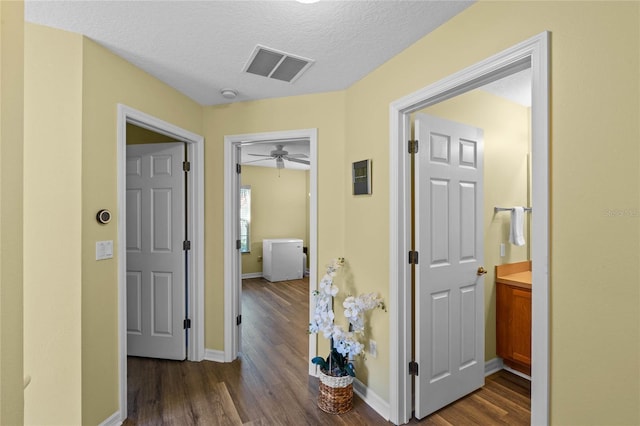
[125, 277, 530, 425]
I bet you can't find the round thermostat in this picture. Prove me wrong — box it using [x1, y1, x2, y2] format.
[96, 209, 112, 224]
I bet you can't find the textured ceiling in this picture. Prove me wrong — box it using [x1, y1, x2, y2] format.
[481, 68, 532, 107]
[26, 0, 530, 171]
[25, 0, 473, 106]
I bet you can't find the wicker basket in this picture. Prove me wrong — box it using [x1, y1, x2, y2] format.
[317, 371, 354, 414]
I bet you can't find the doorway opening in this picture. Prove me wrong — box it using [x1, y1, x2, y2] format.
[389, 32, 549, 424]
[223, 129, 318, 374]
[117, 104, 205, 421]
[239, 137, 311, 282]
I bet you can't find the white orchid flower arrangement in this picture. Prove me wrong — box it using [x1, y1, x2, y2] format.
[309, 257, 385, 377]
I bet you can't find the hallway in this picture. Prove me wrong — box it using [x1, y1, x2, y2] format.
[125, 277, 530, 424]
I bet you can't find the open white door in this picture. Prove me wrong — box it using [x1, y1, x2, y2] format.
[414, 113, 485, 418]
[126, 142, 186, 360]
[234, 144, 243, 355]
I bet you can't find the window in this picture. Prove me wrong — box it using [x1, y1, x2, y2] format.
[240, 185, 251, 253]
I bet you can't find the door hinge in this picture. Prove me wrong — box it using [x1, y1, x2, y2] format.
[183, 318, 191, 329]
[409, 361, 419, 376]
[183, 161, 191, 172]
[236, 163, 241, 174]
[408, 139, 419, 154]
[236, 239, 241, 250]
[236, 315, 242, 326]
[408, 250, 419, 265]
[183, 240, 191, 251]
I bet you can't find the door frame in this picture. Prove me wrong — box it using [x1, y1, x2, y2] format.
[116, 104, 206, 421]
[388, 32, 550, 424]
[223, 128, 318, 374]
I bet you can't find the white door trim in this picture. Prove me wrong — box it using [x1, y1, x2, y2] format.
[223, 128, 318, 374]
[388, 32, 550, 425]
[116, 104, 205, 422]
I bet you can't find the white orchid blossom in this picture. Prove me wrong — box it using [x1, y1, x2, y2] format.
[309, 258, 385, 361]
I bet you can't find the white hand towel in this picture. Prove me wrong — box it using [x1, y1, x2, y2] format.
[509, 206, 526, 246]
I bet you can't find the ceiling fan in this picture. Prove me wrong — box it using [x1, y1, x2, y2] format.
[245, 144, 310, 169]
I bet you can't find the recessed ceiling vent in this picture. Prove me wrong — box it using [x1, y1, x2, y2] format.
[243, 45, 314, 83]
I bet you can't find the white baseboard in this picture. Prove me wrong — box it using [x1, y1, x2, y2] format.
[485, 357, 504, 376]
[502, 364, 532, 381]
[486, 357, 531, 381]
[353, 378, 390, 421]
[204, 348, 225, 363]
[98, 411, 121, 426]
[242, 272, 263, 279]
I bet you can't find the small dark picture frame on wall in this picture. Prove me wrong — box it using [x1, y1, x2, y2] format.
[352, 159, 372, 195]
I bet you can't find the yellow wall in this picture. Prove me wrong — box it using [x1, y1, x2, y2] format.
[422, 90, 531, 362]
[344, 1, 639, 423]
[240, 166, 308, 275]
[15, 1, 640, 424]
[203, 91, 346, 351]
[23, 22, 203, 424]
[24, 24, 83, 425]
[0, 2, 24, 424]
[80, 37, 203, 424]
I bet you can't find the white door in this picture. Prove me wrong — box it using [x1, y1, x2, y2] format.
[414, 113, 485, 418]
[126, 142, 186, 360]
[235, 145, 243, 355]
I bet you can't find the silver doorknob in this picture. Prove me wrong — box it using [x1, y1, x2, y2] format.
[477, 266, 487, 276]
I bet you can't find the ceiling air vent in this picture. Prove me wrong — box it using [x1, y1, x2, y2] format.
[243, 45, 314, 83]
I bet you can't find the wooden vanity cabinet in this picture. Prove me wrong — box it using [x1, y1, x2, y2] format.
[496, 261, 531, 376]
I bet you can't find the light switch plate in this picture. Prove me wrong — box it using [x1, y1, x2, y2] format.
[96, 240, 113, 260]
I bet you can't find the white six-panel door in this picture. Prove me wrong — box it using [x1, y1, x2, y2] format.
[126, 142, 186, 360]
[414, 113, 485, 418]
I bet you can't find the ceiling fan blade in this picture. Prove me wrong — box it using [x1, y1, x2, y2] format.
[285, 156, 310, 165]
[286, 153, 309, 158]
[247, 153, 272, 157]
[243, 158, 272, 164]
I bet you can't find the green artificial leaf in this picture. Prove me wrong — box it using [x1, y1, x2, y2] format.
[312, 356, 328, 370]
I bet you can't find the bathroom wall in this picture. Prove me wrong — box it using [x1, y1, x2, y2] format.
[419, 88, 530, 361]
[240, 165, 308, 275]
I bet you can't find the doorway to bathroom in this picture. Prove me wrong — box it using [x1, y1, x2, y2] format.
[389, 32, 549, 424]
[409, 71, 533, 418]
